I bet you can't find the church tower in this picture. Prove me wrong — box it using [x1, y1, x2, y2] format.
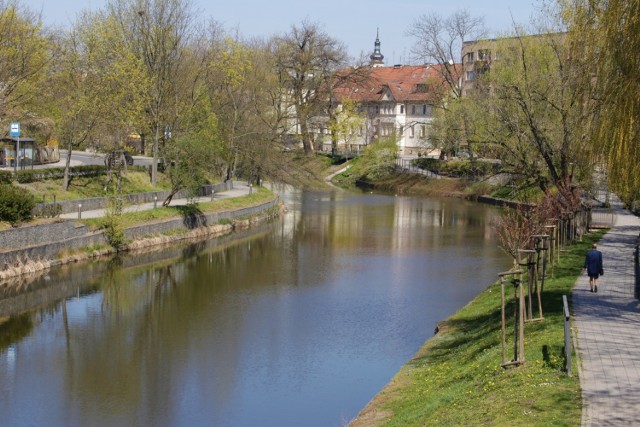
[369, 29, 385, 67]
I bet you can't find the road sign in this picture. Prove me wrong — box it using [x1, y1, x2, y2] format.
[10, 122, 20, 137]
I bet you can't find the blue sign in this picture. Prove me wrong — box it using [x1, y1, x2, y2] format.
[10, 122, 20, 137]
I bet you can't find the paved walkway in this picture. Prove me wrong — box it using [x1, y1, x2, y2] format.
[59, 181, 253, 219]
[572, 195, 640, 426]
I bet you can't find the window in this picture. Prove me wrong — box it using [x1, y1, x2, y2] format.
[466, 52, 474, 63]
[400, 105, 404, 114]
[409, 125, 415, 138]
[422, 104, 427, 115]
[411, 105, 416, 115]
[420, 125, 426, 138]
[478, 49, 490, 60]
[415, 83, 429, 93]
[466, 71, 476, 81]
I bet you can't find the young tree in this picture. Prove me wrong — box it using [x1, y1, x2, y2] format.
[272, 20, 348, 154]
[326, 98, 365, 155]
[162, 133, 218, 206]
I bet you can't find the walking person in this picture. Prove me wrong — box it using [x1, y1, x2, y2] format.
[583, 243, 604, 292]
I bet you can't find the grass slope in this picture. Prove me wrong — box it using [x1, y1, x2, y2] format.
[352, 231, 605, 427]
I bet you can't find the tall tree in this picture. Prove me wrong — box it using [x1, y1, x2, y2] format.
[272, 20, 348, 154]
[564, 0, 640, 205]
[50, 11, 149, 190]
[108, 0, 199, 186]
[407, 9, 486, 98]
[468, 27, 594, 196]
[0, 1, 51, 129]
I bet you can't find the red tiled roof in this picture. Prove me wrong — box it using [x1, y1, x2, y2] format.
[333, 64, 460, 104]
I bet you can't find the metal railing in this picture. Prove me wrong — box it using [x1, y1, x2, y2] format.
[563, 295, 572, 376]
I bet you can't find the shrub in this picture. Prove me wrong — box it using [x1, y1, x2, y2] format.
[0, 184, 35, 225]
[15, 165, 106, 183]
[0, 170, 12, 184]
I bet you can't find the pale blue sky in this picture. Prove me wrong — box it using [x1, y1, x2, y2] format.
[23, 0, 542, 63]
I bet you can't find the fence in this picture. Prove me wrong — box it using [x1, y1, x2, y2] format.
[31, 182, 233, 216]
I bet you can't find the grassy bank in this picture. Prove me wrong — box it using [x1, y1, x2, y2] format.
[81, 186, 275, 229]
[351, 231, 605, 426]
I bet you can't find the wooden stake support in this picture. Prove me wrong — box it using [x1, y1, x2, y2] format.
[499, 269, 525, 368]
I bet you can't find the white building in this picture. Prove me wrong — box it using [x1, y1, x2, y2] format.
[315, 34, 458, 156]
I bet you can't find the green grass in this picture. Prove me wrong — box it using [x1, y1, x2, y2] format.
[82, 186, 275, 230]
[354, 231, 606, 427]
[21, 168, 172, 202]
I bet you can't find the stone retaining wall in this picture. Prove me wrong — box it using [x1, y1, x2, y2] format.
[0, 197, 279, 271]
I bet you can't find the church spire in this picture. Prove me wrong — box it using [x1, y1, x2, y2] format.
[369, 28, 385, 67]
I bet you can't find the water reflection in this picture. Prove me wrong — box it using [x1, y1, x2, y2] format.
[0, 189, 510, 427]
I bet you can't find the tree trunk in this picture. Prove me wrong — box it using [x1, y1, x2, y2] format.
[62, 142, 73, 191]
[162, 188, 179, 207]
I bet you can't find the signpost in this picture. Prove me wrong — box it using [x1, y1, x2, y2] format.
[10, 122, 20, 172]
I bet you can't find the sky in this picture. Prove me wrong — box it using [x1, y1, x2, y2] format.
[22, 0, 543, 64]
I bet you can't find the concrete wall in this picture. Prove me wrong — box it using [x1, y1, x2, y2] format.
[0, 197, 279, 270]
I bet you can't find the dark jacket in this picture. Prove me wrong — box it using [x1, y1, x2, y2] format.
[584, 249, 604, 276]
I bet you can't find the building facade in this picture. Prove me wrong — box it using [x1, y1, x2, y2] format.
[313, 35, 456, 156]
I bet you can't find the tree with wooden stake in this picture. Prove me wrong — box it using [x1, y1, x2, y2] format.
[499, 270, 525, 368]
[532, 234, 550, 316]
[544, 224, 557, 278]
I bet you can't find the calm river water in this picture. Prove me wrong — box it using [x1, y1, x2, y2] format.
[0, 188, 510, 427]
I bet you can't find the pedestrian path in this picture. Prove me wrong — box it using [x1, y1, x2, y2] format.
[572, 194, 640, 426]
[60, 181, 253, 219]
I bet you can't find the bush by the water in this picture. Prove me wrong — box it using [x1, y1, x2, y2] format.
[0, 184, 35, 225]
[413, 157, 501, 178]
[354, 138, 398, 180]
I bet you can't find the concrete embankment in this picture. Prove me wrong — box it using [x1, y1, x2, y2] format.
[0, 196, 282, 282]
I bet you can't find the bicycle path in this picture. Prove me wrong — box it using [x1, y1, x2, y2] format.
[572, 194, 640, 426]
[59, 182, 253, 219]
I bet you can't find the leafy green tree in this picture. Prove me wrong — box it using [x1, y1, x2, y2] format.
[0, 183, 34, 225]
[327, 98, 365, 155]
[0, 2, 51, 130]
[356, 138, 398, 181]
[466, 28, 593, 198]
[50, 11, 149, 190]
[161, 133, 218, 206]
[564, 0, 640, 205]
[107, 0, 200, 186]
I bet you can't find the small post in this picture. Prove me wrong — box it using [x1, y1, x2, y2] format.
[77, 203, 82, 219]
[211, 188, 215, 201]
[563, 295, 572, 376]
[499, 269, 524, 368]
[154, 195, 158, 209]
[249, 183, 253, 194]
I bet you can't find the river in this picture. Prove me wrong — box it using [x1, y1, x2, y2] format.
[0, 187, 511, 427]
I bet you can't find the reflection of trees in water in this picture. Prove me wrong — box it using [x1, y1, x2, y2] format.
[0, 313, 33, 353]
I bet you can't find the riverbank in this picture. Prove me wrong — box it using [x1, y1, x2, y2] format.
[0, 185, 282, 282]
[349, 228, 604, 426]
